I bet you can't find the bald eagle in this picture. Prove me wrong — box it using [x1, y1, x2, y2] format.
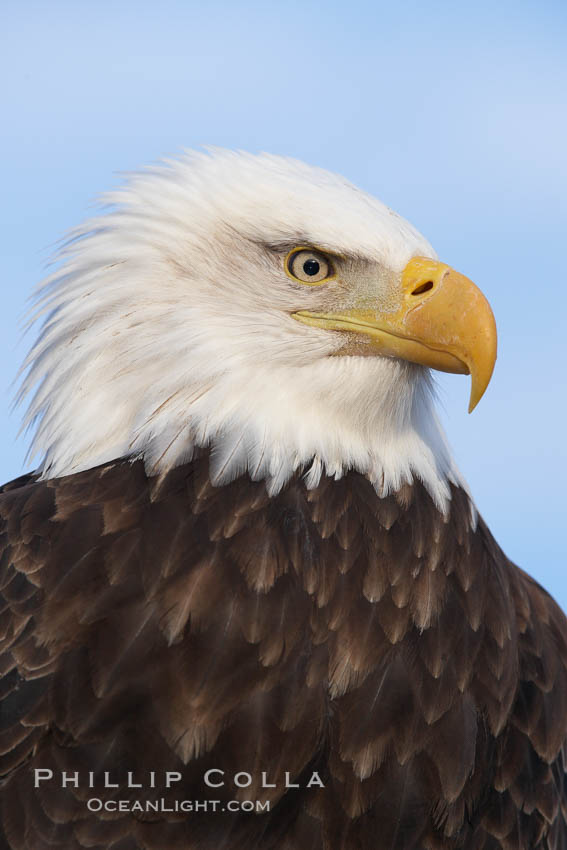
[0, 150, 565, 850]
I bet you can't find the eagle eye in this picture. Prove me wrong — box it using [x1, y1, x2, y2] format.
[285, 248, 334, 285]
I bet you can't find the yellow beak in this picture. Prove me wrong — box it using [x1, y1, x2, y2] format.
[292, 257, 497, 412]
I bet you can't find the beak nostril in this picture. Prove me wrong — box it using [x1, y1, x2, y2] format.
[411, 280, 434, 296]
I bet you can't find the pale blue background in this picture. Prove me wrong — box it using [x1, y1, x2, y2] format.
[2, 1, 566, 604]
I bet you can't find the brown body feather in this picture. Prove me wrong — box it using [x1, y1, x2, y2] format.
[0, 454, 565, 849]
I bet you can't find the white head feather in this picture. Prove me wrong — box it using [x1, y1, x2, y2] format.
[19, 149, 466, 510]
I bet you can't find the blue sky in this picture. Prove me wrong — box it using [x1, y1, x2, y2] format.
[2, 1, 566, 605]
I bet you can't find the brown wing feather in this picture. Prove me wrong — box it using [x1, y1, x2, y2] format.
[0, 456, 565, 849]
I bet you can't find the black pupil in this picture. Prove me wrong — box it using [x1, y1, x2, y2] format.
[303, 258, 320, 277]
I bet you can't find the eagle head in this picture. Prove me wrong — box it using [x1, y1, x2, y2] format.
[20, 150, 496, 509]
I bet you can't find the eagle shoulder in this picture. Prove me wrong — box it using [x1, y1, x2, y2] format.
[0, 461, 566, 850]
